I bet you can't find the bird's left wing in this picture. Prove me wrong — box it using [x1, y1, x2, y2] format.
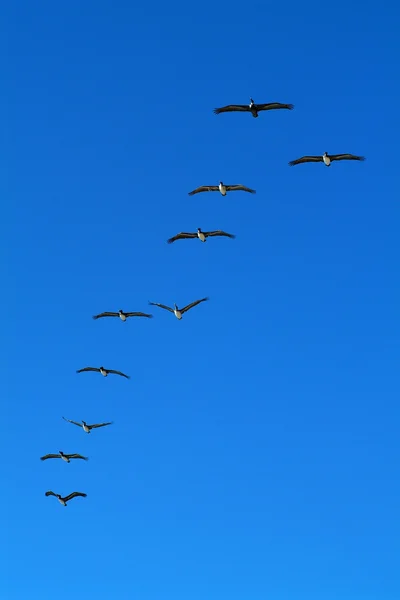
[226, 184, 256, 193]
[107, 369, 130, 379]
[330, 153, 366, 162]
[180, 297, 209, 314]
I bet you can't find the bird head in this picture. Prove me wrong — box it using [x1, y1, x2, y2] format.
[197, 228, 202, 232]
[59, 451, 64, 455]
[119, 309, 123, 314]
[82, 421, 87, 426]
[174, 303, 178, 310]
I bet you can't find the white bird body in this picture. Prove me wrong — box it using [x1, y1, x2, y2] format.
[323, 153, 331, 166]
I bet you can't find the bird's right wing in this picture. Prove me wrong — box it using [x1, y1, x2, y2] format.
[148, 302, 175, 313]
[188, 186, 219, 196]
[213, 104, 250, 114]
[167, 232, 197, 244]
[62, 417, 81, 427]
[40, 454, 60, 461]
[92, 312, 118, 320]
[288, 155, 323, 166]
[76, 367, 99, 373]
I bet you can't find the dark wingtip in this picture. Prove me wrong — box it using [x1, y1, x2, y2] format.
[288, 104, 295, 110]
[92, 315, 97, 320]
[167, 238, 174, 244]
[360, 156, 366, 161]
[288, 161, 295, 167]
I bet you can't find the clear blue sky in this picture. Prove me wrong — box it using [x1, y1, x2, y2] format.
[3, 1, 400, 599]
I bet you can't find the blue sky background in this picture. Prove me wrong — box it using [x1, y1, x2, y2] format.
[3, 1, 400, 599]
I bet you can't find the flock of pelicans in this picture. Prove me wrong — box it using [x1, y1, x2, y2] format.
[42, 97, 366, 507]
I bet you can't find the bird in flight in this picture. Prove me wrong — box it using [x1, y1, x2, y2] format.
[288, 152, 366, 167]
[213, 98, 294, 118]
[92, 309, 153, 321]
[76, 366, 130, 379]
[62, 417, 113, 434]
[45, 491, 87, 506]
[40, 451, 88, 463]
[148, 297, 209, 320]
[167, 228, 235, 244]
[188, 181, 255, 196]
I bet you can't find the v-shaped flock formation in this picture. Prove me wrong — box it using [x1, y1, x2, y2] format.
[41, 96, 366, 507]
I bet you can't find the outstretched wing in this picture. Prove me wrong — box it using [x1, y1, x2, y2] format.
[167, 232, 197, 244]
[107, 369, 130, 379]
[76, 367, 99, 374]
[124, 312, 153, 318]
[62, 417, 82, 428]
[213, 104, 250, 114]
[92, 312, 119, 320]
[204, 230, 235, 239]
[89, 421, 113, 429]
[225, 184, 256, 193]
[64, 491, 87, 502]
[148, 302, 175, 313]
[40, 454, 61, 461]
[288, 155, 323, 166]
[45, 490, 57, 497]
[66, 454, 88, 461]
[180, 297, 209, 314]
[256, 102, 294, 111]
[188, 186, 219, 196]
[330, 153, 366, 162]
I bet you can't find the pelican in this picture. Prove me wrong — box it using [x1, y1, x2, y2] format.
[289, 152, 366, 167]
[40, 451, 88, 463]
[92, 309, 153, 321]
[167, 228, 235, 244]
[45, 491, 87, 506]
[188, 181, 255, 196]
[213, 98, 294, 118]
[62, 417, 113, 434]
[76, 366, 130, 379]
[148, 297, 209, 320]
